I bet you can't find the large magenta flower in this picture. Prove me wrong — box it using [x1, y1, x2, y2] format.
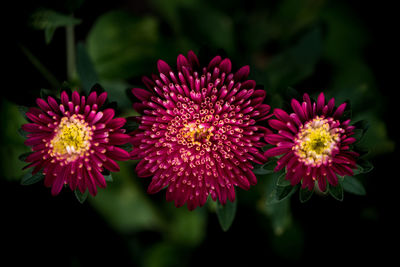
[264, 92, 359, 191]
[22, 90, 130, 196]
[130, 51, 270, 210]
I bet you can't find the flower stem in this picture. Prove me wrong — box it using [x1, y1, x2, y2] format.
[19, 44, 60, 89]
[66, 21, 76, 81]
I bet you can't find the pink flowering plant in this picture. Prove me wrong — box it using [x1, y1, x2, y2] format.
[4, 3, 393, 263]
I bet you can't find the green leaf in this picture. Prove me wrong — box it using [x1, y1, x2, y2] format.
[123, 120, 139, 133]
[18, 106, 29, 121]
[17, 128, 28, 138]
[21, 172, 44, 186]
[31, 9, 81, 44]
[216, 198, 237, 232]
[180, 2, 235, 54]
[265, 198, 292, 236]
[358, 159, 373, 174]
[342, 176, 366, 196]
[40, 88, 57, 99]
[267, 182, 297, 205]
[253, 160, 276, 175]
[18, 152, 33, 162]
[104, 173, 113, 182]
[1, 100, 32, 181]
[276, 172, 291, 186]
[76, 43, 99, 94]
[266, 27, 322, 89]
[90, 162, 165, 233]
[329, 183, 344, 201]
[299, 187, 314, 203]
[87, 10, 160, 80]
[74, 189, 89, 204]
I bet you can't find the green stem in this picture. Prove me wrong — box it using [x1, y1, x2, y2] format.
[19, 44, 60, 89]
[66, 22, 76, 81]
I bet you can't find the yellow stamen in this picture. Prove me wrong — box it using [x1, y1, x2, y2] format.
[294, 117, 341, 166]
[50, 115, 93, 163]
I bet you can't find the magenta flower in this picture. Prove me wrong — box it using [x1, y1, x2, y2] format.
[264, 93, 359, 192]
[130, 51, 271, 210]
[22, 90, 130, 196]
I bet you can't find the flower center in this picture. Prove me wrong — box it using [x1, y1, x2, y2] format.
[50, 115, 93, 162]
[179, 122, 214, 150]
[294, 117, 341, 166]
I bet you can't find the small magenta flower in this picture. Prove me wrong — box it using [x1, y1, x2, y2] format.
[264, 93, 359, 191]
[22, 90, 130, 196]
[130, 51, 270, 210]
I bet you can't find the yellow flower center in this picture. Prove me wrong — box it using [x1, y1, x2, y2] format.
[50, 115, 93, 162]
[294, 117, 340, 166]
[179, 122, 214, 150]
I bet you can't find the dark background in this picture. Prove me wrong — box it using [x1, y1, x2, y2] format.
[1, 0, 397, 266]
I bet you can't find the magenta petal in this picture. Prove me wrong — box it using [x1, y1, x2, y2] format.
[103, 158, 120, 172]
[60, 91, 69, 107]
[234, 65, 250, 81]
[36, 98, 51, 111]
[97, 92, 108, 107]
[109, 133, 129, 145]
[131, 88, 152, 101]
[291, 99, 306, 122]
[157, 59, 172, 74]
[100, 109, 115, 123]
[264, 134, 290, 144]
[317, 92, 325, 113]
[333, 103, 347, 119]
[72, 91, 80, 106]
[219, 58, 232, 73]
[187, 50, 200, 68]
[106, 146, 130, 161]
[51, 169, 66, 196]
[207, 55, 222, 71]
[264, 146, 290, 157]
[47, 96, 60, 113]
[107, 118, 126, 129]
[269, 119, 288, 131]
[87, 91, 98, 106]
[92, 168, 107, 188]
[317, 175, 327, 192]
[327, 98, 335, 114]
[274, 108, 291, 122]
[177, 54, 189, 70]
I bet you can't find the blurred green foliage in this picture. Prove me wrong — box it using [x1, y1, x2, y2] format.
[2, 0, 395, 265]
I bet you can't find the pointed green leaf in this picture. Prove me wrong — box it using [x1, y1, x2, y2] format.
[44, 27, 57, 44]
[31, 9, 81, 44]
[267, 184, 297, 205]
[76, 43, 99, 94]
[18, 106, 29, 121]
[254, 160, 276, 175]
[74, 189, 89, 204]
[358, 159, 373, 174]
[124, 120, 139, 133]
[21, 172, 44, 186]
[265, 198, 292, 236]
[299, 188, 314, 203]
[104, 173, 113, 182]
[40, 88, 56, 99]
[17, 128, 29, 138]
[18, 152, 33, 162]
[329, 183, 344, 201]
[276, 172, 291, 186]
[342, 176, 366, 196]
[87, 11, 159, 80]
[216, 198, 237, 232]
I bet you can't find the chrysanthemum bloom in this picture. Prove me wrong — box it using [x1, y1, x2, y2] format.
[22, 90, 130, 196]
[264, 93, 359, 191]
[130, 51, 270, 210]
